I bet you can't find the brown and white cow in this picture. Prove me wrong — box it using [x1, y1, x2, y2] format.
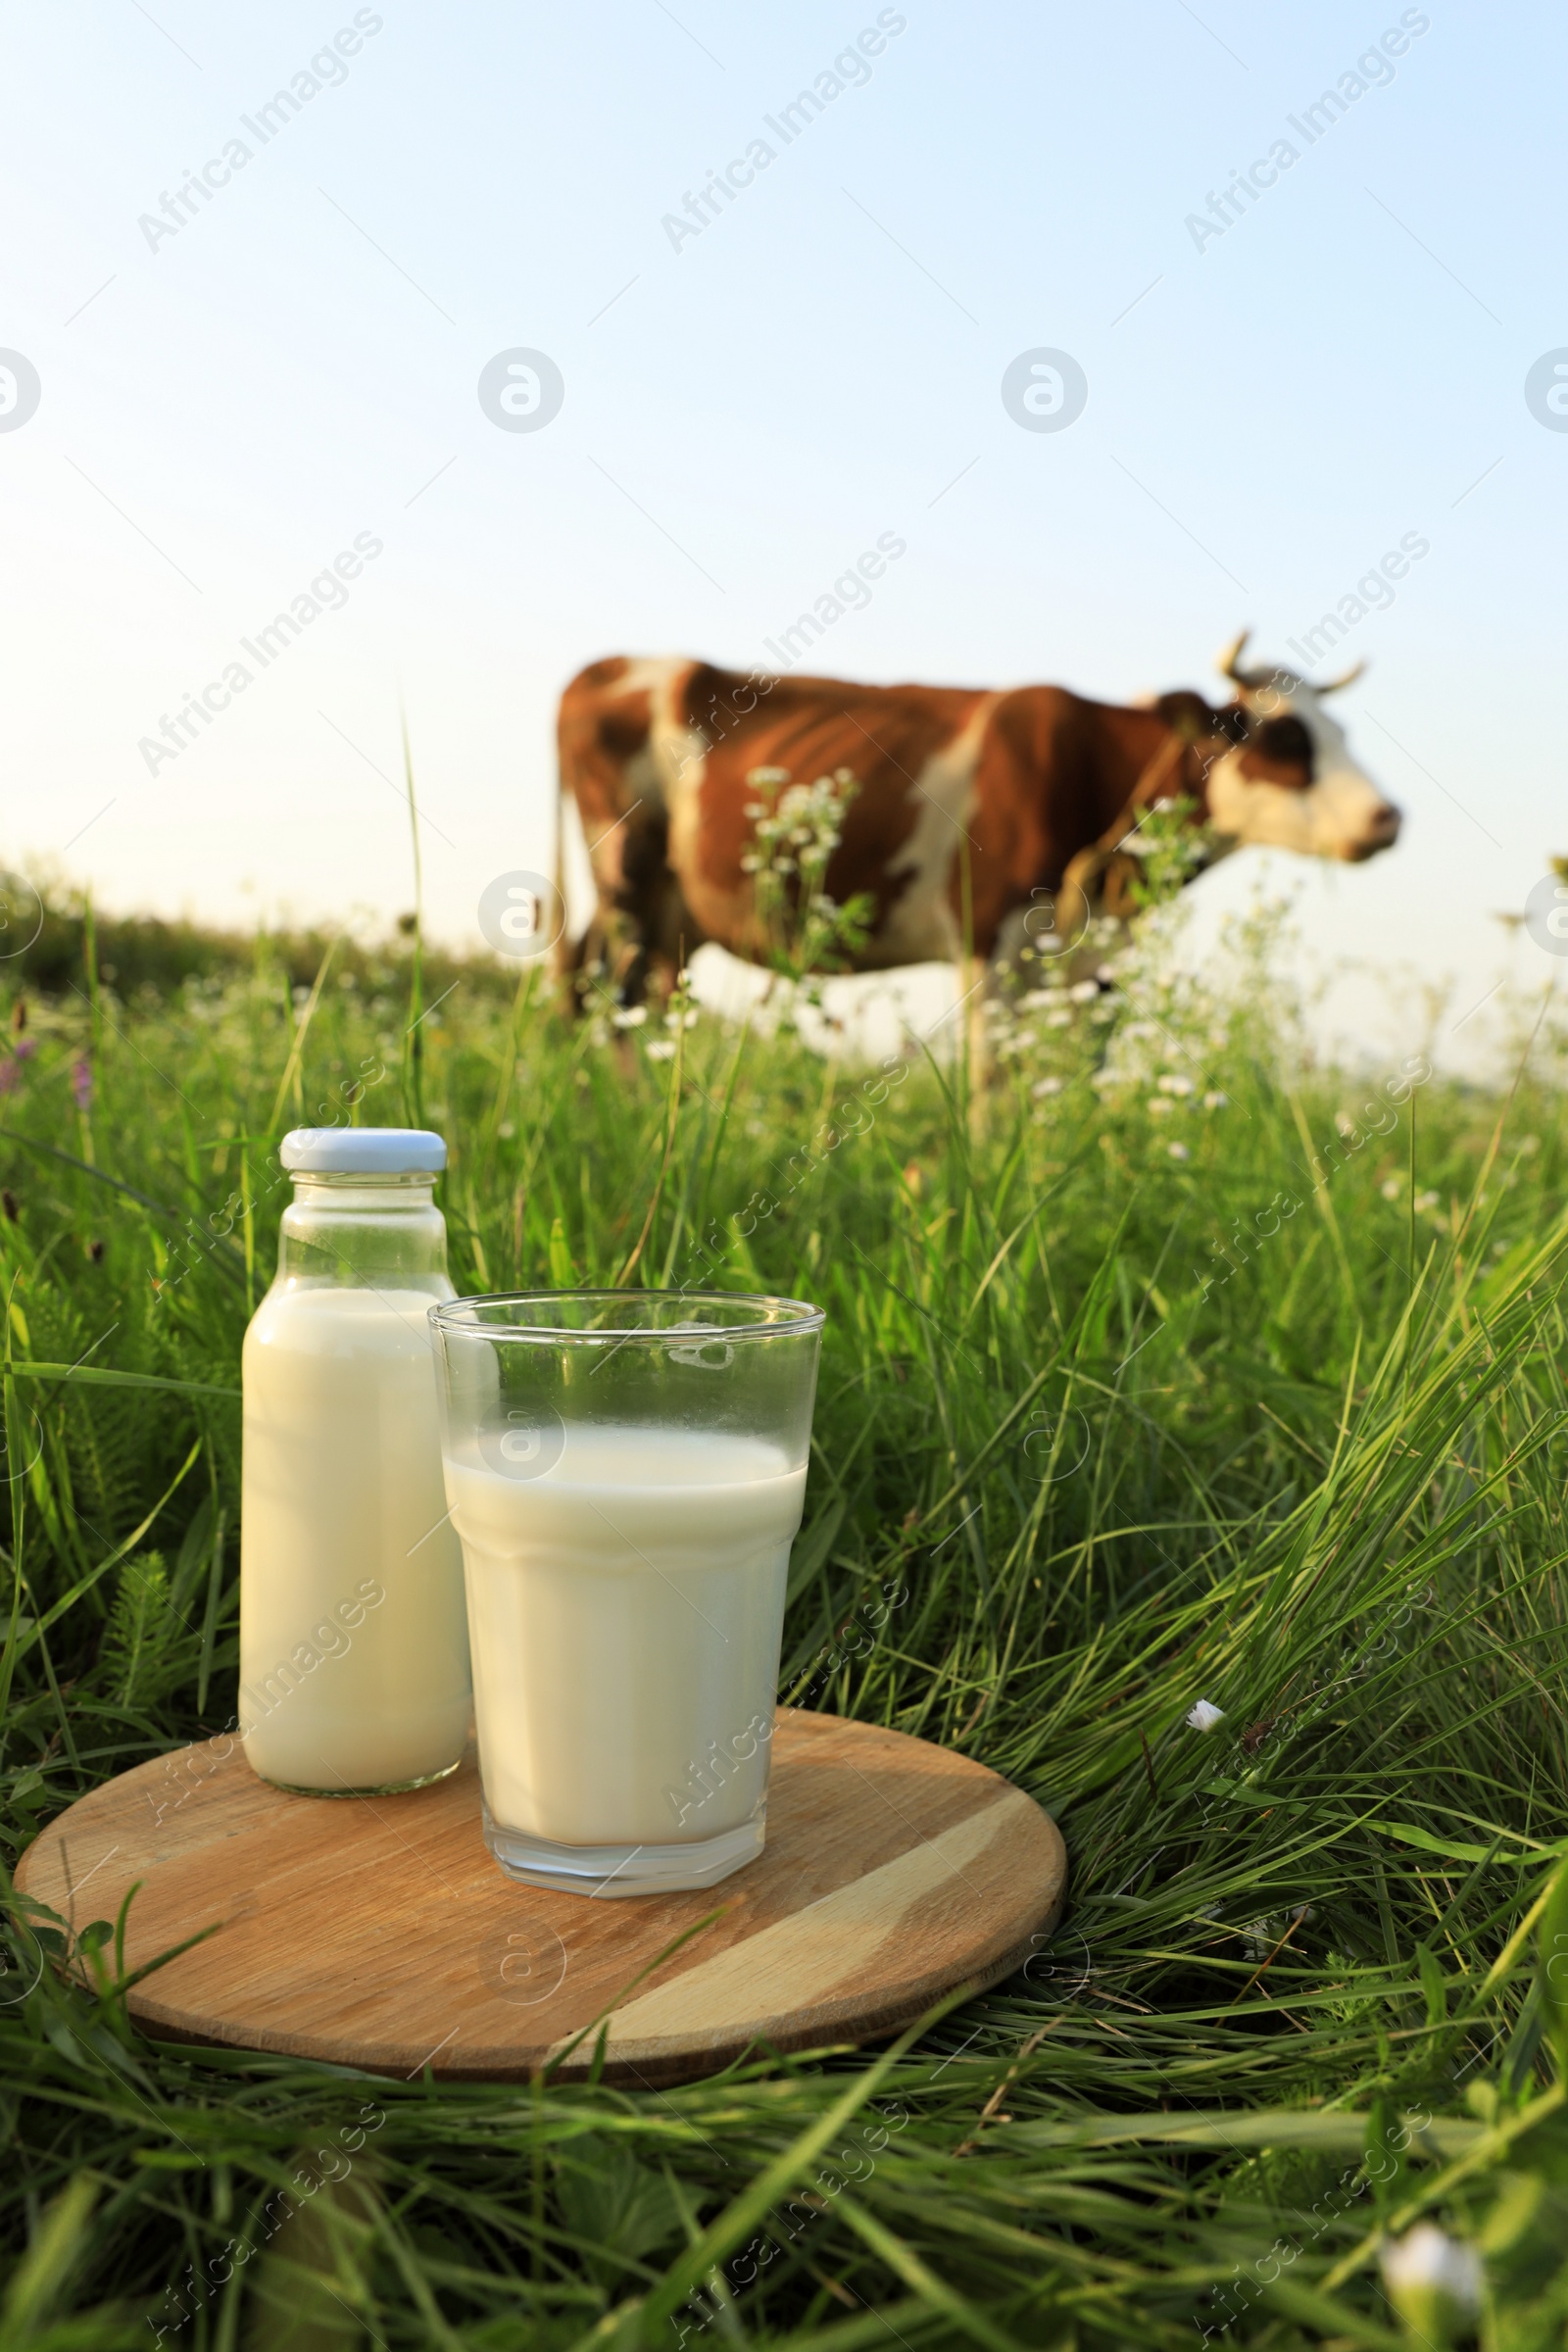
[556, 632, 1399, 1001]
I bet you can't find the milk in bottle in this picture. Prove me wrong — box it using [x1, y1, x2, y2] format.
[238, 1128, 470, 1792]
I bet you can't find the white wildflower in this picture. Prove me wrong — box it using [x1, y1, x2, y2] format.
[1045, 1008, 1074, 1030]
[1068, 980, 1101, 1004]
[1415, 1189, 1441, 1214]
[1032, 1076, 1063, 1099]
[1380, 1177, 1401, 1201]
[644, 1040, 676, 1060]
[1186, 1699, 1224, 1732]
[1380, 2225, 1483, 2328]
[1167, 1141, 1191, 1161]
[1335, 1111, 1356, 1138]
[664, 1007, 700, 1030]
[611, 1004, 648, 1029]
[1156, 1073, 1195, 1097]
[1148, 1096, 1174, 1117]
[1203, 1091, 1229, 1110]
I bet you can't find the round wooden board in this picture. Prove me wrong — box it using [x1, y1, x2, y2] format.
[15, 1709, 1066, 2087]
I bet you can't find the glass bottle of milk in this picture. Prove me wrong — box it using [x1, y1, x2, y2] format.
[238, 1128, 471, 1794]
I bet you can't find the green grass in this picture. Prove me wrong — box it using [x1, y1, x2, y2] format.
[6, 912, 1568, 2349]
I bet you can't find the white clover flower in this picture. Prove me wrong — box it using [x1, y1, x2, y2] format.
[1380, 2225, 1482, 2317]
[611, 1004, 648, 1029]
[1203, 1091, 1229, 1111]
[1032, 1076, 1064, 1099]
[1167, 1141, 1191, 1161]
[644, 1039, 676, 1060]
[1186, 1699, 1224, 1731]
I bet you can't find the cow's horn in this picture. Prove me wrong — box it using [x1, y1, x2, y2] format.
[1316, 656, 1368, 694]
[1216, 629, 1251, 684]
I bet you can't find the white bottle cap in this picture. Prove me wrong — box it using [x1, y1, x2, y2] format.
[280, 1127, 447, 1175]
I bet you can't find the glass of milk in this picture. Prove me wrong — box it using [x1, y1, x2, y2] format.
[428, 1291, 824, 1896]
[239, 1129, 471, 1795]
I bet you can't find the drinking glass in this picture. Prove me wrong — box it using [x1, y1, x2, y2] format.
[428, 1290, 824, 1896]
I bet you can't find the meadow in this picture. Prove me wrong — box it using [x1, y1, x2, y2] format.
[6, 893, 1568, 2349]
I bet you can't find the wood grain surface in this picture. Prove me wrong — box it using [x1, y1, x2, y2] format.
[15, 1709, 1067, 2086]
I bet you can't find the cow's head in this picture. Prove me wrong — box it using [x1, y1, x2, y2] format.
[1201, 632, 1401, 863]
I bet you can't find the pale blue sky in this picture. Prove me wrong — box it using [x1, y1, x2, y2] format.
[2, 1, 1563, 1062]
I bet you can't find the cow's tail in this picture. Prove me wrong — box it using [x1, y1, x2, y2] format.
[553, 755, 567, 951]
[552, 729, 587, 1004]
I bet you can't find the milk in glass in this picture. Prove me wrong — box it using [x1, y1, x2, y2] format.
[446, 1427, 806, 1854]
[239, 1130, 470, 1793]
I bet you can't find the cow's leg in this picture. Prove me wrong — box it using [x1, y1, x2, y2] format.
[553, 913, 593, 1012]
[613, 805, 681, 1005]
[564, 803, 701, 1016]
[555, 898, 641, 1017]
